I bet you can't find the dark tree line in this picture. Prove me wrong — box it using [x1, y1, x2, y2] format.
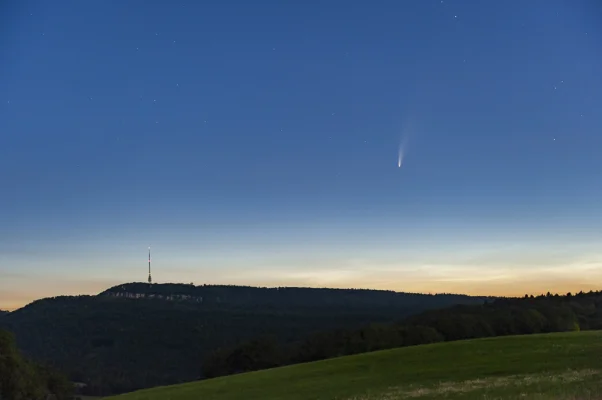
[200, 291, 597, 379]
[0, 283, 486, 396]
[0, 329, 73, 400]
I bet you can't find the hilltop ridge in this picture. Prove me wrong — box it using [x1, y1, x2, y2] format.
[99, 282, 491, 308]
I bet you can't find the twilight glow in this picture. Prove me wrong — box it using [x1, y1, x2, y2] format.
[1, 0, 602, 310]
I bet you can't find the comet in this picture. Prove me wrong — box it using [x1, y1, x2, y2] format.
[397, 134, 409, 168]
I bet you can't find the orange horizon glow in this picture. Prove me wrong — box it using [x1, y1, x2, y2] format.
[2, 278, 600, 312]
[3, 247, 602, 311]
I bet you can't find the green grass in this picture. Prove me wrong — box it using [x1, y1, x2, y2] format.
[106, 331, 602, 400]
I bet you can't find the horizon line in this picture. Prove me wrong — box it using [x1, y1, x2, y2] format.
[4, 280, 593, 312]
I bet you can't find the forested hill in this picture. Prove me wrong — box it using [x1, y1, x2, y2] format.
[0, 283, 488, 396]
[100, 282, 489, 309]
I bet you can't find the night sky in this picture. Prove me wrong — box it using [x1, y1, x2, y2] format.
[1, 0, 601, 310]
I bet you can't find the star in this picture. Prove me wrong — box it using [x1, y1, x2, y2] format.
[454, 15, 458, 19]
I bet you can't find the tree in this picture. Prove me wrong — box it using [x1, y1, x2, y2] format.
[0, 330, 44, 400]
[0, 329, 72, 400]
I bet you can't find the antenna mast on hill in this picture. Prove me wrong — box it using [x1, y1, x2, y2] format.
[148, 246, 152, 284]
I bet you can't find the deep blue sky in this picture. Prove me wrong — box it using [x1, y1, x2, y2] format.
[1, 0, 601, 309]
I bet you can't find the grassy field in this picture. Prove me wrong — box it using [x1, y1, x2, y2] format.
[106, 331, 602, 400]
